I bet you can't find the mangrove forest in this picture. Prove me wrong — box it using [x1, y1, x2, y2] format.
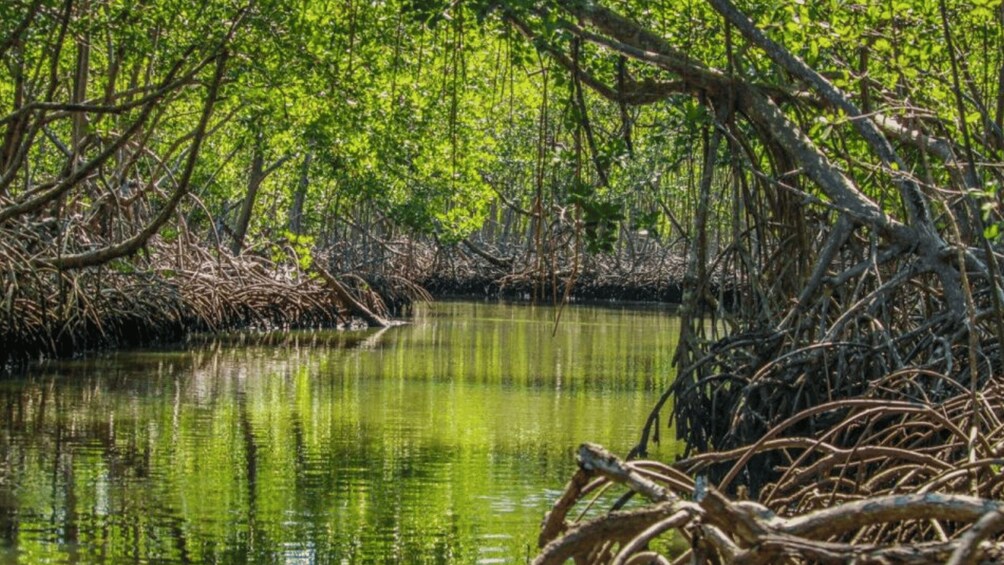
[3, 0, 1004, 562]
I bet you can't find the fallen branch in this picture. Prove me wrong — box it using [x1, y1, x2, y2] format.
[312, 262, 395, 328]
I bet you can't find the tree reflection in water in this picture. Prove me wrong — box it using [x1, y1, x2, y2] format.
[0, 301, 680, 563]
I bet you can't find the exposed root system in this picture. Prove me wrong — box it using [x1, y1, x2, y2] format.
[326, 231, 703, 304]
[427, 240, 690, 303]
[0, 227, 354, 368]
[538, 405, 1004, 565]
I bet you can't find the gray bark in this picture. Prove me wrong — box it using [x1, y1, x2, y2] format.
[288, 150, 312, 235]
[230, 145, 293, 255]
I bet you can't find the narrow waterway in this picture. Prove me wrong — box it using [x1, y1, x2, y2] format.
[0, 301, 680, 563]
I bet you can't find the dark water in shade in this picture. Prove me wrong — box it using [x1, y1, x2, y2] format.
[0, 301, 681, 563]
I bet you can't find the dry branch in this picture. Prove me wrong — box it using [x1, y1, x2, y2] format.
[537, 426, 1004, 564]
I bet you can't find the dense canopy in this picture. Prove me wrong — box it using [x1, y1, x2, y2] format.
[3, 0, 1004, 560]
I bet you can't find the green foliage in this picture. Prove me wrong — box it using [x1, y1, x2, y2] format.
[976, 182, 1003, 242]
[569, 179, 625, 253]
[6, 0, 1001, 268]
[632, 210, 662, 239]
[283, 231, 316, 271]
[109, 260, 136, 275]
[160, 226, 179, 244]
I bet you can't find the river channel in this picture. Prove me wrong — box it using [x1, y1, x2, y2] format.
[0, 301, 680, 563]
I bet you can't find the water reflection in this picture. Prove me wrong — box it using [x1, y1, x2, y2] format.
[0, 301, 680, 563]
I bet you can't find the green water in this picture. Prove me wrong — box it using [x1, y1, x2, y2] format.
[0, 301, 680, 563]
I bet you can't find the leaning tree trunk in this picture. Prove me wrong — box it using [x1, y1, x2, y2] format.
[230, 141, 293, 255]
[231, 143, 265, 256]
[312, 263, 393, 328]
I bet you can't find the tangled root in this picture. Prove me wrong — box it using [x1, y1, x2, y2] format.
[538, 374, 1004, 564]
[0, 223, 413, 368]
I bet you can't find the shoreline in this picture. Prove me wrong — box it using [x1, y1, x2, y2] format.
[1, 280, 691, 375]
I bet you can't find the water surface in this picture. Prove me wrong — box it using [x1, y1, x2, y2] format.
[0, 301, 680, 563]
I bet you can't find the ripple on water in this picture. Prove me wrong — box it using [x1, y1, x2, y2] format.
[0, 301, 683, 563]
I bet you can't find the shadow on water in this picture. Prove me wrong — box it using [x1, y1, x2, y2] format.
[0, 301, 681, 563]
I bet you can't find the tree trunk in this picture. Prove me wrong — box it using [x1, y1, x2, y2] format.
[0, 58, 25, 196]
[288, 150, 312, 234]
[231, 142, 265, 255]
[996, 4, 1004, 139]
[230, 144, 294, 255]
[71, 12, 89, 157]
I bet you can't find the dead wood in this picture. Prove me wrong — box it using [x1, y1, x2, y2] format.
[311, 263, 396, 328]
